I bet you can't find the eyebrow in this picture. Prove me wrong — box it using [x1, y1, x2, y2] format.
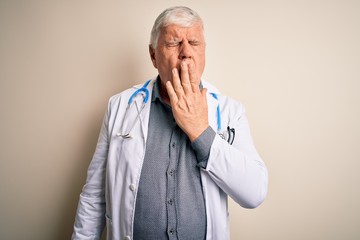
[165, 37, 181, 42]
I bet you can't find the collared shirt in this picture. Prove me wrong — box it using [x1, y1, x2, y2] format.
[133, 77, 216, 239]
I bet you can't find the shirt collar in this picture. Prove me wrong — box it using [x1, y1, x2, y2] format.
[151, 76, 162, 102]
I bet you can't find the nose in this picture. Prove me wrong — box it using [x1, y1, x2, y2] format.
[179, 41, 192, 60]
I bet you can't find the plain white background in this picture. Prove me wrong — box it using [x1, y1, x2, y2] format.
[1, 0, 359, 239]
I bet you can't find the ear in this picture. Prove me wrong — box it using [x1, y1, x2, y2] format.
[149, 45, 157, 69]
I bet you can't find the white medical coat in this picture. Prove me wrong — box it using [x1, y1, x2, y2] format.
[72, 78, 268, 240]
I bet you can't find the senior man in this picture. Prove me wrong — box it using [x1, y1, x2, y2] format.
[72, 6, 268, 240]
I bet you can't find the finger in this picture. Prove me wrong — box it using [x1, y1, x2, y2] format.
[180, 61, 192, 94]
[165, 80, 178, 105]
[188, 63, 200, 93]
[171, 68, 185, 96]
[201, 87, 208, 98]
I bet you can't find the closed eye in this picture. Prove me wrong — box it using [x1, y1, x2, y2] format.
[189, 41, 201, 46]
[165, 41, 180, 47]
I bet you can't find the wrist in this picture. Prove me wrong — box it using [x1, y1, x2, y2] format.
[188, 125, 209, 142]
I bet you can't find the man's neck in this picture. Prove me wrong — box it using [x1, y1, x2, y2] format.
[159, 80, 171, 106]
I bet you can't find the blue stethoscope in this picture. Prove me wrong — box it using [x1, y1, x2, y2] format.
[116, 80, 151, 139]
[117, 80, 234, 144]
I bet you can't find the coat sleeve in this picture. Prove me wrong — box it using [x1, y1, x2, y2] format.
[72, 104, 110, 239]
[204, 99, 268, 209]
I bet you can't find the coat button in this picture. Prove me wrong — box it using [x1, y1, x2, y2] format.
[123, 236, 131, 240]
[129, 184, 136, 191]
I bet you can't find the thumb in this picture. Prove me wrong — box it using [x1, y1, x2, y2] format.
[201, 87, 208, 97]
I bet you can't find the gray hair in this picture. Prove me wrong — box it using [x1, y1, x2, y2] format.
[150, 6, 204, 49]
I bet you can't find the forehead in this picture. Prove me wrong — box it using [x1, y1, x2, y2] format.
[159, 23, 204, 40]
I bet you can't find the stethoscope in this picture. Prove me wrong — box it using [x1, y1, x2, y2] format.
[116, 80, 151, 139]
[116, 80, 235, 144]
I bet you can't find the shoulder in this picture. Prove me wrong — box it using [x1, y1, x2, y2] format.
[203, 80, 245, 114]
[108, 78, 156, 107]
[108, 87, 134, 105]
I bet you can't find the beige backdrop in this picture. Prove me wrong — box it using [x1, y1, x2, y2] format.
[1, 0, 359, 239]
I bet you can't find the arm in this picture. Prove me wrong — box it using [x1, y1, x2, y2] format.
[72, 108, 110, 239]
[204, 102, 268, 208]
[167, 62, 268, 208]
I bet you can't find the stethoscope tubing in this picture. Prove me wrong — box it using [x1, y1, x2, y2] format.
[117, 80, 224, 139]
